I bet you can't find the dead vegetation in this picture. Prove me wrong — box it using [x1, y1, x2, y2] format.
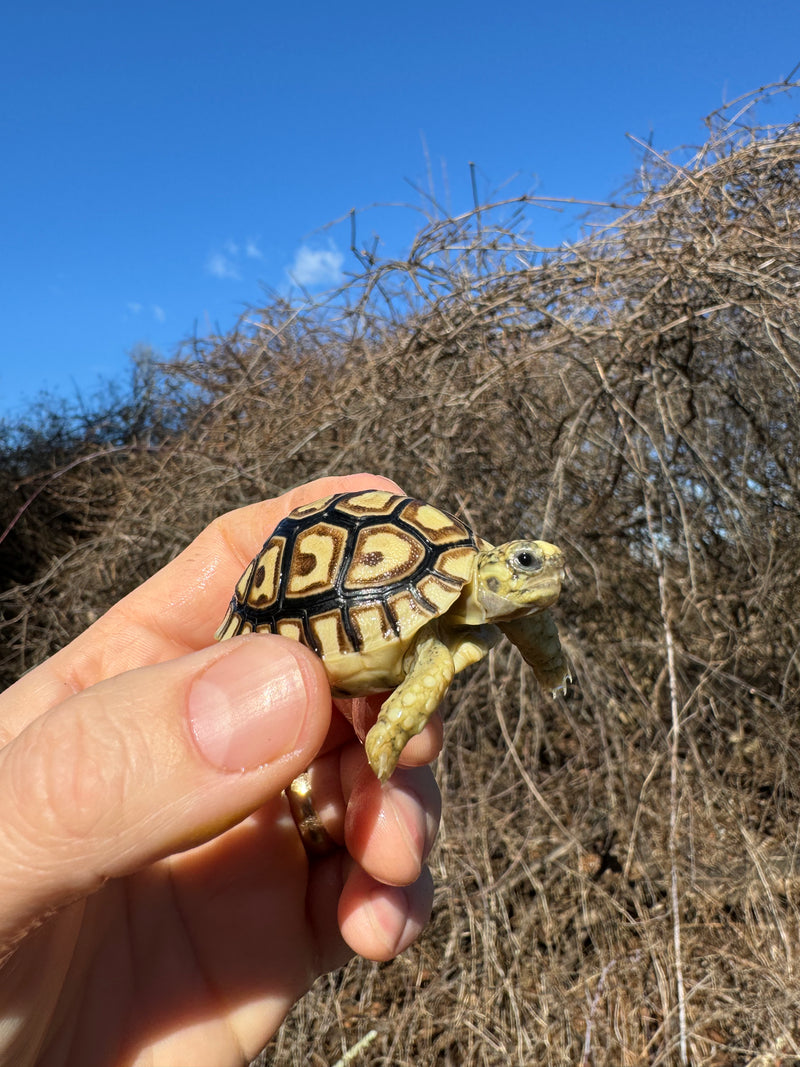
[2, 82, 800, 1064]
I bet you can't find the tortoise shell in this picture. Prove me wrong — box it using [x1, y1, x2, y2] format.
[215, 489, 485, 695]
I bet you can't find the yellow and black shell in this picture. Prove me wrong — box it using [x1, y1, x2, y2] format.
[215, 489, 482, 695]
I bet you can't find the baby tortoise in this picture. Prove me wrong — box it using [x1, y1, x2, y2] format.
[216, 489, 570, 781]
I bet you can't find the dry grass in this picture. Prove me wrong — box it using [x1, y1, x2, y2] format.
[2, 81, 800, 1064]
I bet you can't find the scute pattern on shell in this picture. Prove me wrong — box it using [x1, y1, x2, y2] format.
[215, 490, 480, 659]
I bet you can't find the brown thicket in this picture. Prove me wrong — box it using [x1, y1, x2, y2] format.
[1, 84, 799, 1065]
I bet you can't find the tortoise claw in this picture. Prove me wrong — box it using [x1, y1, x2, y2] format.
[550, 672, 573, 698]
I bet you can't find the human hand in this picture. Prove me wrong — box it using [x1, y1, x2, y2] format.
[0, 473, 442, 1067]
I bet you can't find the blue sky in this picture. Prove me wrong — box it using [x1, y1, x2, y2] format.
[1, 0, 798, 418]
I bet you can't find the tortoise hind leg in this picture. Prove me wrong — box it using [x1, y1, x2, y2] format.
[365, 626, 455, 782]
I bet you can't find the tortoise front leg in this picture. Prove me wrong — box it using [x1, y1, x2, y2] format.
[365, 626, 455, 782]
[499, 609, 571, 695]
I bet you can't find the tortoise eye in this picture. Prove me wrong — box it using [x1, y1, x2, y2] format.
[513, 548, 541, 572]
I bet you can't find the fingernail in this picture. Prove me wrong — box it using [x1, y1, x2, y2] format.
[189, 638, 311, 771]
[384, 786, 429, 876]
[365, 885, 414, 956]
[386, 771, 442, 867]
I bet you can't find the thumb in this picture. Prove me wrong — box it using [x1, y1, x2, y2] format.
[0, 635, 330, 947]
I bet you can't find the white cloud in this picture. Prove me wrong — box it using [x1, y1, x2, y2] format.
[206, 252, 241, 280]
[288, 245, 344, 288]
[207, 237, 265, 280]
[126, 301, 166, 323]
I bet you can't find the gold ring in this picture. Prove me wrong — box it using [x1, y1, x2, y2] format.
[286, 772, 338, 856]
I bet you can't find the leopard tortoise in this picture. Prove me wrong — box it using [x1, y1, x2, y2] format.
[215, 489, 570, 781]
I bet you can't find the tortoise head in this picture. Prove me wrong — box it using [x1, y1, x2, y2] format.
[472, 540, 565, 622]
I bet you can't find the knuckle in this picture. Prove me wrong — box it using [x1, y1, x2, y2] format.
[6, 691, 137, 855]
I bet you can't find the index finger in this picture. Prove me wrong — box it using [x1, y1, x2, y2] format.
[1, 473, 402, 741]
